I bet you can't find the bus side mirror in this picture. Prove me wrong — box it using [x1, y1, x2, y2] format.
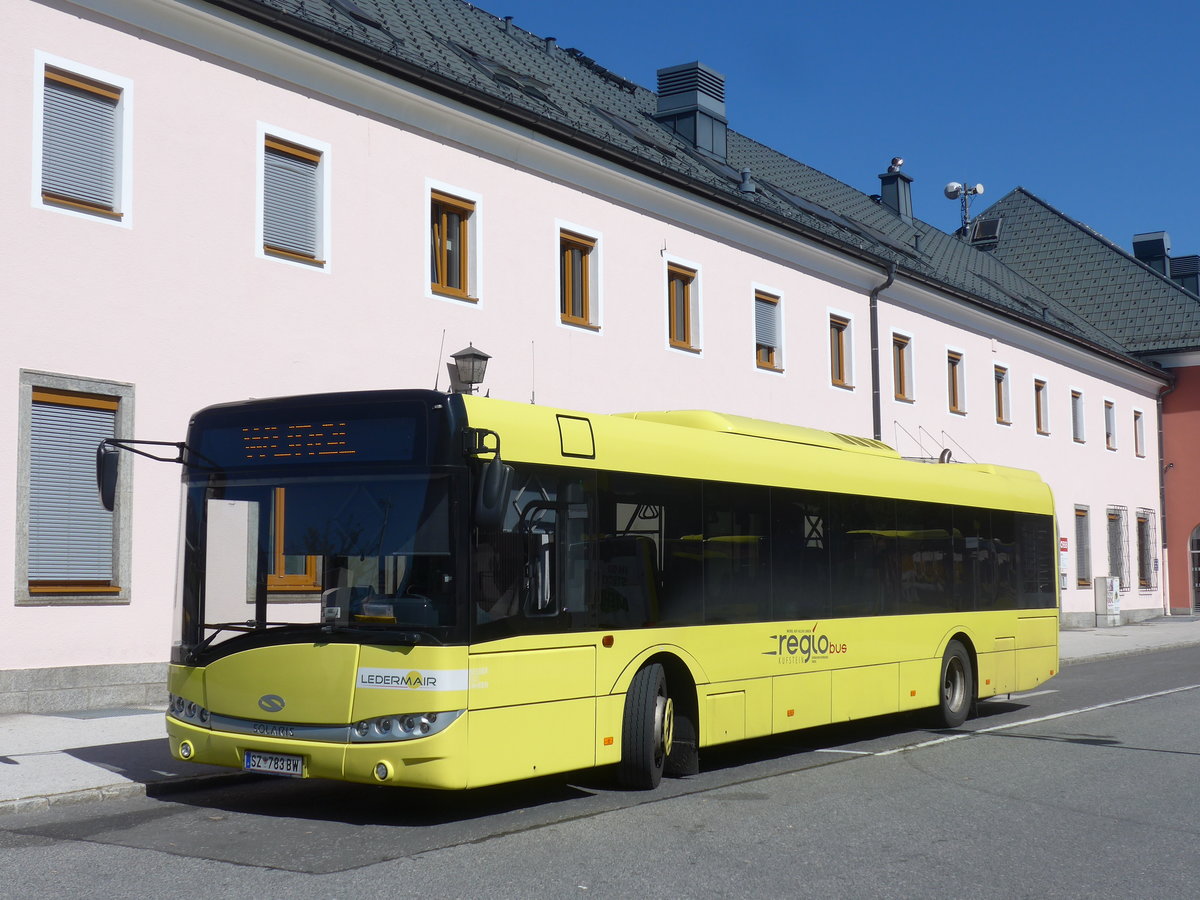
[96, 441, 120, 512]
[474, 457, 513, 530]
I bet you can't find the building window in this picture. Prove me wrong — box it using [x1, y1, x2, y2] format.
[1136, 509, 1157, 588]
[18, 372, 134, 604]
[1071, 391, 1085, 443]
[1074, 506, 1091, 586]
[667, 264, 699, 350]
[40, 66, 123, 218]
[431, 190, 476, 300]
[893, 335, 912, 401]
[1034, 379, 1050, 435]
[830, 315, 852, 387]
[994, 366, 1010, 424]
[755, 291, 782, 370]
[559, 230, 597, 327]
[1104, 400, 1117, 450]
[947, 351, 965, 413]
[263, 136, 324, 264]
[269, 488, 322, 592]
[1134, 410, 1145, 458]
[1107, 507, 1128, 591]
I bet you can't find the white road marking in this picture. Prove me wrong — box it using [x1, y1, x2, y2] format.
[1008, 689, 1058, 699]
[814, 748, 873, 755]
[874, 682, 1200, 756]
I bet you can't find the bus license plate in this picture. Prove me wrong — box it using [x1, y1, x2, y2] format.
[243, 750, 304, 777]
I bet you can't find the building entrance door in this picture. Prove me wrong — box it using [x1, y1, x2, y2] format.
[1190, 526, 1200, 613]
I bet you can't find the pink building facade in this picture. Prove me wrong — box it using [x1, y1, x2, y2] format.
[1, 0, 1168, 710]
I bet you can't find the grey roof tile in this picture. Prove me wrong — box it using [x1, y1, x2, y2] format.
[978, 188, 1200, 354]
[223, 0, 1145, 360]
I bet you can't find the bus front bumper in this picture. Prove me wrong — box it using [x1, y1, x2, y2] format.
[167, 715, 469, 790]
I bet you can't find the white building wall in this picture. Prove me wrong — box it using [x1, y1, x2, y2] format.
[1, 0, 1164, 699]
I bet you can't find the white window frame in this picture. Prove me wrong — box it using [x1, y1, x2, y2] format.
[257, 122, 331, 271]
[753, 283, 783, 372]
[946, 346, 966, 414]
[1104, 398, 1117, 451]
[664, 255, 702, 354]
[32, 52, 133, 228]
[16, 370, 134, 605]
[892, 331, 914, 401]
[1034, 376, 1051, 436]
[555, 219, 602, 331]
[994, 363, 1011, 425]
[1133, 409, 1146, 458]
[828, 308, 855, 390]
[425, 178, 483, 303]
[1070, 389, 1086, 443]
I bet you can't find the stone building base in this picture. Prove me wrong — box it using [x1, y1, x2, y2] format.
[0, 662, 167, 715]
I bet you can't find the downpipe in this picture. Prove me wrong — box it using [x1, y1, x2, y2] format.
[869, 262, 897, 442]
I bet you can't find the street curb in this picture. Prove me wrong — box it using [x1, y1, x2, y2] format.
[0, 782, 147, 818]
[0, 772, 257, 819]
[1061, 638, 1200, 665]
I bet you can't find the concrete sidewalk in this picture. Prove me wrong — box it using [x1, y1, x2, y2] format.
[3, 616, 1199, 817]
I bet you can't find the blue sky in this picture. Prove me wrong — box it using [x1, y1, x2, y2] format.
[482, 0, 1200, 256]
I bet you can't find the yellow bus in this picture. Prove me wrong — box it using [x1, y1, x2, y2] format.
[111, 389, 1058, 790]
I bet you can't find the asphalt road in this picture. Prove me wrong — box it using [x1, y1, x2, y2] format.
[2, 646, 1198, 899]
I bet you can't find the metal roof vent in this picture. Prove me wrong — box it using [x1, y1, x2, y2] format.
[1133, 231, 1171, 275]
[654, 62, 728, 161]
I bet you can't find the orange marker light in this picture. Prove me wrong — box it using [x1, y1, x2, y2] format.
[602, 635, 614, 648]
[786, 709, 794, 717]
[910, 690, 917, 697]
[603, 736, 613, 746]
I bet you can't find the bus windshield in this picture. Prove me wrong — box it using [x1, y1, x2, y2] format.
[179, 471, 458, 653]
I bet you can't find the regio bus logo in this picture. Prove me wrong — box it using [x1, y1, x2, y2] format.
[765, 624, 847, 664]
[258, 694, 286, 712]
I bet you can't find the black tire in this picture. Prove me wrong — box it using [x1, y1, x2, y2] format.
[936, 640, 974, 728]
[619, 663, 672, 790]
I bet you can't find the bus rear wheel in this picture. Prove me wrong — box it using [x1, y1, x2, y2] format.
[936, 640, 973, 728]
[619, 663, 672, 790]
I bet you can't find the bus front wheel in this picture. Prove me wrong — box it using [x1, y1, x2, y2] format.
[936, 640, 974, 728]
[619, 663, 672, 790]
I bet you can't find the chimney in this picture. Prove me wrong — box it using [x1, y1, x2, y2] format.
[654, 62, 728, 161]
[878, 157, 913, 224]
[1132, 232, 1171, 275]
[1170, 255, 1200, 295]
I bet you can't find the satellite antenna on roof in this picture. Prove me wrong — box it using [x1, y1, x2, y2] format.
[944, 181, 984, 235]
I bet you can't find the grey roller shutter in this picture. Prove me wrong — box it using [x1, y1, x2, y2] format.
[755, 296, 778, 349]
[29, 402, 115, 581]
[264, 144, 319, 258]
[42, 75, 118, 210]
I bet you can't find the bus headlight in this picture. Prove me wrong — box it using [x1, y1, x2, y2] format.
[168, 693, 211, 728]
[349, 709, 463, 743]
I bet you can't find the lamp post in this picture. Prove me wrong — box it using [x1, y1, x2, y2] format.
[449, 343, 490, 394]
